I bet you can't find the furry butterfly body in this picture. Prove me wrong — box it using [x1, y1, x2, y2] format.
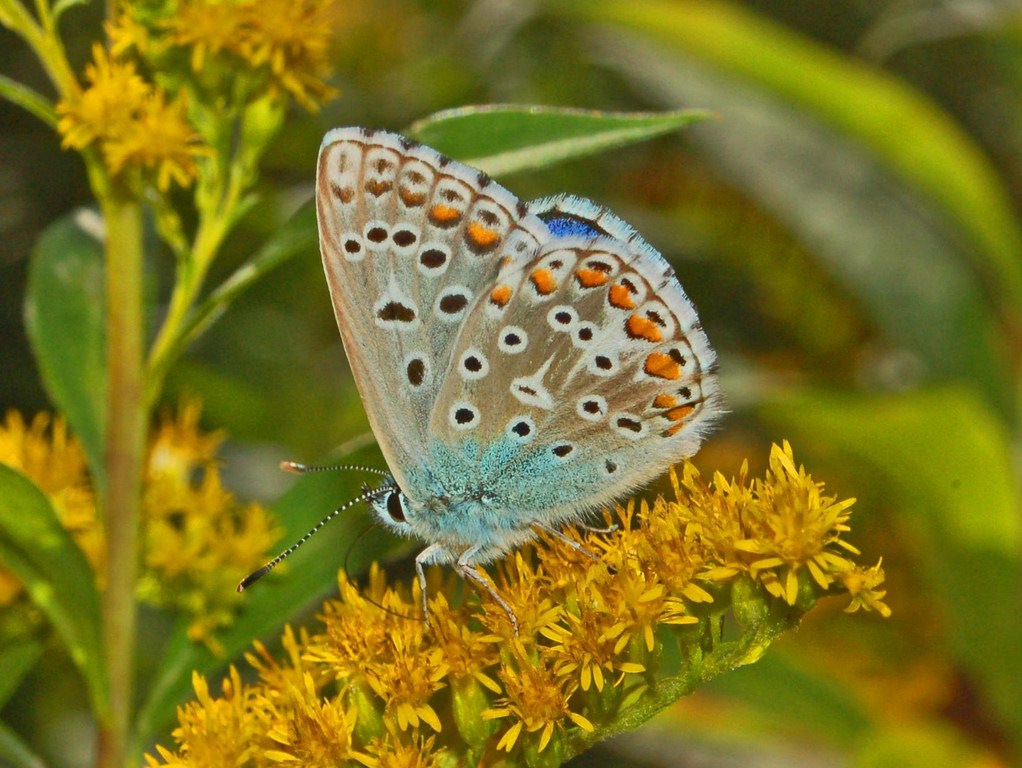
[316, 127, 721, 624]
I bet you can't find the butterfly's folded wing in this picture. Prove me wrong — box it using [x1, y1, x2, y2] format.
[431, 198, 721, 523]
[316, 128, 550, 497]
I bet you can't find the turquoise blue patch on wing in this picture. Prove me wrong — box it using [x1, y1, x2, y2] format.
[539, 214, 604, 239]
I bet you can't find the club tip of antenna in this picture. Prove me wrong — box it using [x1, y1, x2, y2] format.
[237, 563, 272, 592]
[280, 460, 303, 474]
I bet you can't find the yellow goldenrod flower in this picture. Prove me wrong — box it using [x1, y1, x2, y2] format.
[106, 6, 153, 58]
[165, 0, 340, 111]
[0, 410, 102, 599]
[0, 405, 280, 648]
[483, 641, 595, 755]
[148, 443, 890, 765]
[57, 45, 207, 190]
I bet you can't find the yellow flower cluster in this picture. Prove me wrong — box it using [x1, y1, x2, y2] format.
[0, 404, 280, 648]
[148, 443, 889, 766]
[57, 45, 206, 191]
[137, 401, 283, 649]
[0, 411, 100, 604]
[164, 0, 341, 111]
[56, 0, 341, 188]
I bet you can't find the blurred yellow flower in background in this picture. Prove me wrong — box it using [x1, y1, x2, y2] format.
[0, 402, 281, 649]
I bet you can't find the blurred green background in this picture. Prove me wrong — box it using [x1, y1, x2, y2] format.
[2, 0, 1020, 766]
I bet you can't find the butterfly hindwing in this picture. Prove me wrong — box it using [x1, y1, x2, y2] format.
[431, 195, 720, 524]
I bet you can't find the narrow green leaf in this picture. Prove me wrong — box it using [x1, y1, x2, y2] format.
[135, 438, 393, 747]
[25, 211, 107, 490]
[0, 720, 47, 768]
[707, 652, 873, 748]
[587, 22, 1014, 416]
[760, 386, 1022, 748]
[52, 0, 91, 23]
[406, 105, 712, 176]
[0, 466, 108, 720]
[0, 74, 56, 128]
[0, 639, 43, 709]
[575, 0, 1022, 316]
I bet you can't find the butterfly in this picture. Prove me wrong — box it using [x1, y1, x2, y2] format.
[245, 127, 721, 632]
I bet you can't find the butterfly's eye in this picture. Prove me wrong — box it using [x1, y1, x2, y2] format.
[385, 491, 406, 523]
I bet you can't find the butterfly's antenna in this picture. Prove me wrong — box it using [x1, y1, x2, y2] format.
[237, 483, 396, 592]
[280, 460, 392, 478]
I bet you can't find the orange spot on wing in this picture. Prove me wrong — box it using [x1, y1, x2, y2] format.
[665, 405, 694, 422]
[653, 394, 677, 409]
[626, 314, 662, 343]
[608, 284, 635, 309]
[530, 268, 557, 295]
[490, 284, 513, 307]
[644, 352, 681, 380]
[575, 267, 610, 288]
[429, 203, 462, 224]
[467, 222, 501, 248]
[663, 422, 685, 437]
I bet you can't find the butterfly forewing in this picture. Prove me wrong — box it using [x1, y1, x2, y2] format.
[316, 128, 549, 497]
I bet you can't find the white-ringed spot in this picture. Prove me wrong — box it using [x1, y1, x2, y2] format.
[587, 352, 619, 377]
[498, 326, 528, 354]
[551, 442, 576, 462]
[449, 402, 480, 431]
[547, 305, 578, 331]
[391, 225, 420, 256]
[571, 322, 598, 349]
[506, 416, 536, 443]
[363, 220, 391, 251]
[458, 348, 489, 380]
[576, 395, 607, 422]
[434, 286, 472, 322]
[341, 233, 364, 262]
[403, 352, 431, 390]
[417, 243, 451, 276]
[611, 412, 647, 440]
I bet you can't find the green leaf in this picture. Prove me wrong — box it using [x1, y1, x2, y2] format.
[575, 0, 1022, 316]
[149, 199, 319, 387]
[0, 720, 47, 768]
[580, 7, 1015, 416]
[759, 386, 1022, 749]
[135, 438, 394, 748]
[707, 652, 873, 749]
[25, 211, 107, 490]
[406, 105, 712, 176]
[0, 638, 43, 709]
[0, 466, 108, 720]
[0, 74, 56, 128]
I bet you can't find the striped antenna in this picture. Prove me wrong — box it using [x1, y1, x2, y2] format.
[280, 460, 392, 478]
[237, 483, 395, 592]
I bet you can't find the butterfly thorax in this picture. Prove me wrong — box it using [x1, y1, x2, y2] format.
[371, 481, 538, 564]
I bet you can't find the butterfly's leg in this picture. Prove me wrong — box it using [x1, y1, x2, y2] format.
[455, 549, 519, 636]
[578, 520, 619, 535]
[414, 543, 451, 630]
[533, 522, 599, 561]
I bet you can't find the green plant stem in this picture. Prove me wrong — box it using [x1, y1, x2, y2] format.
[0, 0, 77, 98]
[96, 188, 145, 768]
[145, 168, 245, 404]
